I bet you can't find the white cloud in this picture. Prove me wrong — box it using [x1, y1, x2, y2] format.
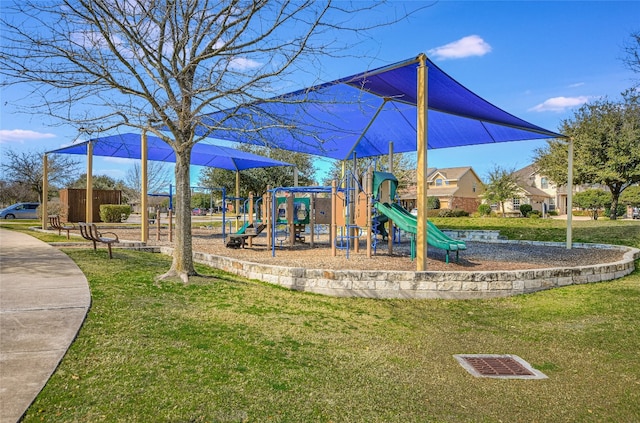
[229, 57, 261, 70]
[568, 82, 585, 88]
[428, 35, 492, 60]
[529, 96, 590, 112]
[0, 129, 56, 144]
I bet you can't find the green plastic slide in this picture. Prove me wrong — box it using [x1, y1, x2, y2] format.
[234, 221, 251, 235]
[388, 203, 466, 250]
[374, 202, 466, 262]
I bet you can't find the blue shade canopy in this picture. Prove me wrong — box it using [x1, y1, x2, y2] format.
[47, 133, 293, 171]
[196, 55, 563, 160]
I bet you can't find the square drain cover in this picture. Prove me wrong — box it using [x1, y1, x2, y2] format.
[454, 354, 547, 379]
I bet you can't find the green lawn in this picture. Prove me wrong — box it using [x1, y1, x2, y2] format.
[4, 218, 640, 422]
[430, 216, 640, 249]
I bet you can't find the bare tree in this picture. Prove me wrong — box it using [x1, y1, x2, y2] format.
[0, 179, 38, 206]
[125, 161, 173, 200]
[623, 30, 640, 83]
[0, 0, 423, 281]
[1, 149, 81, 203]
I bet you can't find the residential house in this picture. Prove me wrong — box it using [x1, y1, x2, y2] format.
[496, 164, 554, 216]
[397, 166, 484, 214]
[502, 164, 606, 216]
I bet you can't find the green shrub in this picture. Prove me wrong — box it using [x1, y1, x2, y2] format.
[604, 204, 626, 218]
[519, 204, 533, 217]
[100, 204, 131, 223]
[437, 209, 469, 218]
[529, 210, 541, 218]
[477, 203, 492, 217]
[548, 210, 558, 216]
[427, 196, 440, 210]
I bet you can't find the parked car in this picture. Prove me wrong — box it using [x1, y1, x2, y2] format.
[633, 207, 640, 220]
[0, 202, 40, 219]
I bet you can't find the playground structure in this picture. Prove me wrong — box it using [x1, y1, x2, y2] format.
[227, 168, 466, 264]
[149, 184, 268, 244]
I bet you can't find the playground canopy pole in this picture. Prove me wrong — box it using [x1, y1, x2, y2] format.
[388, 141, 394, 254]
[42, 154, 48, 230]
[235, 171, 241, 230]
[141, 130, 149, 242]
[248, 192, 254, 248]
[266, 186, 272, 249]
[331, 180, 337, 257]
[86, 141, 93, 223]
[416, 54, 428, 271]
[169, 184, 173, 242]
[566, 138, 574, 249]
[352, 153, 358, 253]
[310, 194, 315, 248]
[366, 167, 372, 258]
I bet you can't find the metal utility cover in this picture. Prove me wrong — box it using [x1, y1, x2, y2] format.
[454, 354, 548, 379]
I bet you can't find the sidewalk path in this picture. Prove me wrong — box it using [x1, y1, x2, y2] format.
[0, 228, 90, 423]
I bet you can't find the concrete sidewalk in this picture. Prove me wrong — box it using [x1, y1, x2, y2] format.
[0, 228, 90, 423]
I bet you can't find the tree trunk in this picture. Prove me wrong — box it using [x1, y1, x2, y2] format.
[609, 193, 620, 220]
[158, 143, 197, 283]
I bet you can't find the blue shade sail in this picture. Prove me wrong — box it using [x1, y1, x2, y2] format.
[195, 55, 563, 160]
[47, 133, 293, 171]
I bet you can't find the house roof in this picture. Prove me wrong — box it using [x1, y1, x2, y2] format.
[512, 163, 551, 198]
[427, 166, 475, 182]
[513, 163, 538, 182]
[519, 185, 551, 198]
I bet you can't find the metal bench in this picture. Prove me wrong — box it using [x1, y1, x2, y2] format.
[48, 215, 76, 239]
[78, 222, 119, 259]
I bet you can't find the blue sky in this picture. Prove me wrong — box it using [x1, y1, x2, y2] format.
[1, 1, 639, 185]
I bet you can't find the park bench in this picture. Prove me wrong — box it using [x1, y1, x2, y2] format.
[78, 222, 119, 259]
[48, 215, 75, 239]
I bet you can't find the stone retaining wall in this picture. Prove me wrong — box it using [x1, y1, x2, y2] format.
[442, 230, 503, 241]
[159, 241, 639, 300]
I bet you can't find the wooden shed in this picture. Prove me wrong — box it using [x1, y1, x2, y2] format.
[59, 189, 122, 222]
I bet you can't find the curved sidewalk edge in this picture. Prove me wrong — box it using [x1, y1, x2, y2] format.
[0, 228, 90, 423]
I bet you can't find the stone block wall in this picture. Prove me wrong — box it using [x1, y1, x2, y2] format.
[158, 241, 639, 300]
